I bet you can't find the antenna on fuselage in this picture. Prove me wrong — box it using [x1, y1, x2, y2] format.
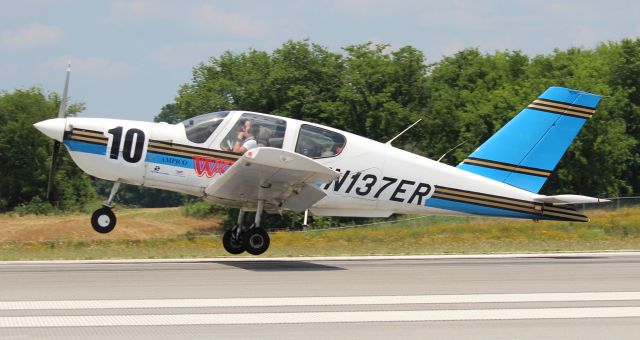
[385, 119, 422, 145]
[437, 140, 466, 163]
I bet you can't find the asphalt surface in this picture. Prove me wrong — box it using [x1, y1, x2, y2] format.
[1, 252, 640, 339]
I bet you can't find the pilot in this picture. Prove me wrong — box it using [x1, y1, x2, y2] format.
[232, 118, 257, 153]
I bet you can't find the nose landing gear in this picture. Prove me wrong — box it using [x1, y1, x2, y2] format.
[90, 182, 120, 234]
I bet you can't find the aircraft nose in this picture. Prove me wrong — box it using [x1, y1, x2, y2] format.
[33, 118, 66, 142]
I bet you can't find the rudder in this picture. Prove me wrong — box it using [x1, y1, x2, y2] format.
[457, 87, 601, 193]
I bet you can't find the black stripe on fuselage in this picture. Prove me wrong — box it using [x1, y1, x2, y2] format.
[148, 140, 241, 161]
[431, 185, 588, 221]
[64, 129, 108, 145]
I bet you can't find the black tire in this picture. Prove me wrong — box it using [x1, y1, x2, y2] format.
[91, 207, 116, 234]
[222, 229, 245, 255]
[243, 228, 270, 255]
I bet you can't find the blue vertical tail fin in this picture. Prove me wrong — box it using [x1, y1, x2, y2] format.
[457, 86, 602, 193]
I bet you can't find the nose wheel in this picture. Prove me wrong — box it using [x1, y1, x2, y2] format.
[90, 181, 120, 234]
[91, 207, 116, 234]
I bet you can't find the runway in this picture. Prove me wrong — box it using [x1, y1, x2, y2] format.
[1, 252, 640, 339]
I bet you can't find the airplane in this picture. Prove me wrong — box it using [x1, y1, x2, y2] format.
[34, 65, 608, 255]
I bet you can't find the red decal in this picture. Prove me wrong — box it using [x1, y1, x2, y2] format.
[193, 156, 234, 177]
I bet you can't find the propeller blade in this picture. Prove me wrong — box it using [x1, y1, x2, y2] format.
[58, 62, 71, 118]
[46, 140, 61, 201]
[46, 63, 71, 202]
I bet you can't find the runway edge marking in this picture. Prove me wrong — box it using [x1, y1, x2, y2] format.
[3, 292, 640, 310]
[1, 251, 639, 265]
[2, 307, 640, 327]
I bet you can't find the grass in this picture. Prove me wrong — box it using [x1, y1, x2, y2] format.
[0, 207, 220, 242]
[0, 207, 639, 260]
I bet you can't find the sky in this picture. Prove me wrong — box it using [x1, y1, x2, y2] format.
[2, 0, 640, 122]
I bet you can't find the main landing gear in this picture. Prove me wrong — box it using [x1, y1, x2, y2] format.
[223, 200, 271, 256]
[91, 182, 120, 234]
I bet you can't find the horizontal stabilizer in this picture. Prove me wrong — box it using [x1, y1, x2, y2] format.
[534, 195, 610, 205]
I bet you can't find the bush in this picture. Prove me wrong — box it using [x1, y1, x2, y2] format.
[181, 200, 230, 219]
[14, 197, 55, 216]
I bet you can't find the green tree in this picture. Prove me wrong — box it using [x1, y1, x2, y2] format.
[607, 39, 640, 193]
[154, 103, 180, 124]
[336, 43, 429, 143]
[176, 49, 273, 119]
[267, 40, 344, 125]
[0, 87, 95, 212]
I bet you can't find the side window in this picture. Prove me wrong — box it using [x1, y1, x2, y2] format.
[295, 124, 346, 158]
[220, 113, 287, 154]
[181, 111, 229, 143]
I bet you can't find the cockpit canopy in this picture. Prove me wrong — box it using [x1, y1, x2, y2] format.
[181, 111, 229, 143]
[179, 111, 346, 159]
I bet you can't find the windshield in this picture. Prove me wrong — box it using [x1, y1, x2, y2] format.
[181, 111, 229, 143]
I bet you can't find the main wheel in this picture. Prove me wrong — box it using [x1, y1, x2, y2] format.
[243, 228, 270, 255]
[91, 207, 116, 234]
[222, 228, 245, 255]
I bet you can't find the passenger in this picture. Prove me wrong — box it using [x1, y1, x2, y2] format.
[320, 147, 335, 157]
[232, 118, 257, 153]
[320, 144, 344, 157]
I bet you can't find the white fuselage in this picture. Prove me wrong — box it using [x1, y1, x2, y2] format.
[56, 111, 546, 219]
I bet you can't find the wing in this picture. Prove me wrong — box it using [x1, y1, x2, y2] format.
[204, 147, 338, 212]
